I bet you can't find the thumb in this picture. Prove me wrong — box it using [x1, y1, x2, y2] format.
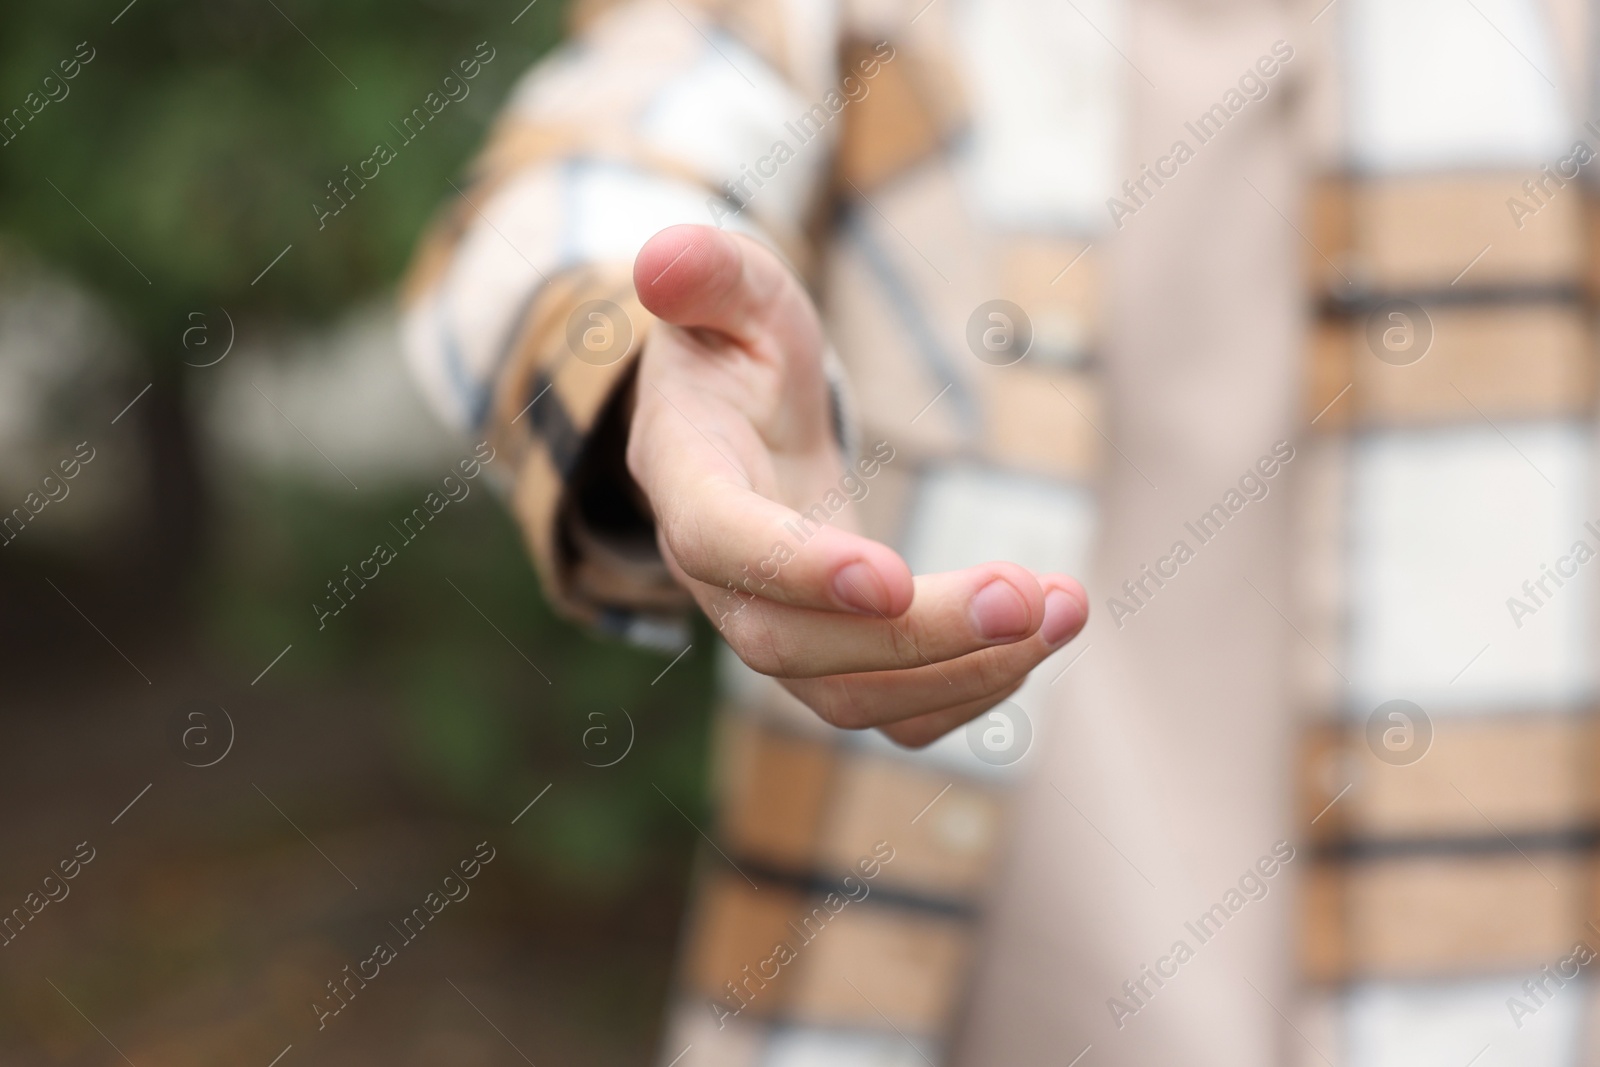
[633, 224, 822, 360]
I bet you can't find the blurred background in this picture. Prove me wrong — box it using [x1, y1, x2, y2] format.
[0, 3, 719, 1064]
[6, 0, 1600, 1065]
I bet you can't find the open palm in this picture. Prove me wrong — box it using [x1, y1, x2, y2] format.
[628, 225, 1087, 746]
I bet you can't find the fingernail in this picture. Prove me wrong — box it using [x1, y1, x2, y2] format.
[969, 579, 1031, 641]
[1041, 589, 1086, 646]
[833, 562, 886, 614]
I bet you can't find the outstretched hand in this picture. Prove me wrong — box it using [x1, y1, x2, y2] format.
[628, 224, 1087, 747]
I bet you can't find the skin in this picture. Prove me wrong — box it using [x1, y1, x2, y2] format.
[628, 224, 1088, 747]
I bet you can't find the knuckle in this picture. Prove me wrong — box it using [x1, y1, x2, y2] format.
[655, 508, 696, 564]
[810, 677, 871, 730]
[724, 611, 787, 677]
[885, 623, 930, 670]
[970, 650, 1024, 696]
[984, 681, 1025, 709]
[661, 515, 720, 587]
[705, 594, 743, 639]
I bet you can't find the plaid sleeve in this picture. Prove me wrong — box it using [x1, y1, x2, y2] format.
[399, 0, 842, 645]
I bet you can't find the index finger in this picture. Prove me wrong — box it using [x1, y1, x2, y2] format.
[647, 455, 916, 617]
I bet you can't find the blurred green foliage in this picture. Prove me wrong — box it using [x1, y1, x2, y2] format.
[0, 0, 564, 342]
[204, 473, 717, 900]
